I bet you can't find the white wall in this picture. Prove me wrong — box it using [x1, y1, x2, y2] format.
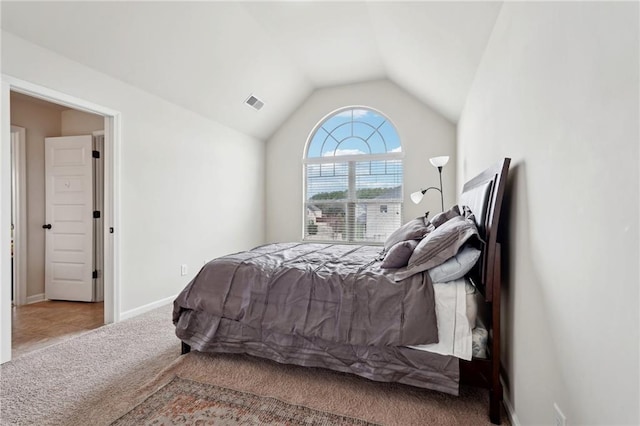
[266, 79, 456, 243]
[9, 95, 61, 299]
[61, 109, 104, 136]
[2, 32, 266, 314]
[458, 3, 639, 425]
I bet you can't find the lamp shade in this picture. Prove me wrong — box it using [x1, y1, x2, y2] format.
[429, 156, 450, 168]
[410, 191, 424, 204]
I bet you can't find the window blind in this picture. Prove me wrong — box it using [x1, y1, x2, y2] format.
[305, 159, 403, 243]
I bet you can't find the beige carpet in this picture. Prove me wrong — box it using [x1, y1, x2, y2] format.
[1, 303, 507, 425]
[1, 304, 180, 426]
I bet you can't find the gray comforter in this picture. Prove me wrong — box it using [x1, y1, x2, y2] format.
[173, 242, 459, 395]
[173, 242, 438, 347]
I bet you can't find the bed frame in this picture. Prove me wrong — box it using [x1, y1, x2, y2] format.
[458, 157, 511, 424]
[180, 158, 511, 425]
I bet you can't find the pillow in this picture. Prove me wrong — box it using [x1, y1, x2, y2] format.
[381, 239, 419, 269]
[394, 215, 479, 282]
[428, 246, 481, 283]
[429, 205, 461, 228]
[383, 216, 432, 250]
[460, 205, 477, 223]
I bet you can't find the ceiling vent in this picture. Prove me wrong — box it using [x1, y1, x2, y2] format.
[245, 94, 265, 111]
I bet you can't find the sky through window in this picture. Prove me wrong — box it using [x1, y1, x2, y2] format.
[307, 108, 401, 158]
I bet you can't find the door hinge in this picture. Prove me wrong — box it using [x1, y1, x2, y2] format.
[92, 150, 100, 159]
[92, 270, 99, 279]
[93, 211, 101, 219]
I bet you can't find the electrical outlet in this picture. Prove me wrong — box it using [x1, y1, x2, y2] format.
[554, 403, 566, 426]
[180, 264, 188, 276]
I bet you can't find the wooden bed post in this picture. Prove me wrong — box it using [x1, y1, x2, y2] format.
[490, 242, 503, 424]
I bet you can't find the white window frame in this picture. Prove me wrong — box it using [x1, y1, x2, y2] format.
[302, 106, 404, 244]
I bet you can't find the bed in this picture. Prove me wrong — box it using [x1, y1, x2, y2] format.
[174, 158, 510, 424]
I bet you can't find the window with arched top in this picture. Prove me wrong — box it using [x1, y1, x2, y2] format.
[303, 107, 403, 243]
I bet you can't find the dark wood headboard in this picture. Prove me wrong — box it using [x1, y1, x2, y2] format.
[459, 158, 510, 302]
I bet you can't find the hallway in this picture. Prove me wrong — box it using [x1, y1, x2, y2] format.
[12, 301, 104, 359]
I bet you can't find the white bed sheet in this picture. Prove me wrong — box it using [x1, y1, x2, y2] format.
[407, 277, 473, 360]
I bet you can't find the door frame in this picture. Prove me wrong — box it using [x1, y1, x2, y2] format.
[1, 75, 122, 363]
[10, 125, 26, 306]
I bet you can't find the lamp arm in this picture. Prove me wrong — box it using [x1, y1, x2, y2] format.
[420, 186, 442, 195]
[421, 185, 445, 213]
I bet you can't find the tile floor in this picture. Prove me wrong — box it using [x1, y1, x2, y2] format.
[11, 300, 104, 359]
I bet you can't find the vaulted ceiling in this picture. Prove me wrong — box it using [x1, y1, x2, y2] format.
[1, 1, 502, 140]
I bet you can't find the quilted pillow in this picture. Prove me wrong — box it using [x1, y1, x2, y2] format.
[381, 239, 419, 269]
[429, 205, 461, 228]
[383, 216, 432, 250]
[394, 215, 479, 282]
[428, 245, 481, 283]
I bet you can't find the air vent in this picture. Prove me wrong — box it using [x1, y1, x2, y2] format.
[244, 94, 265, 111]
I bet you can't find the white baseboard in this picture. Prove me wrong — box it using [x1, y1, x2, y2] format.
[119, 294, 177, 321]
[26, 293, 45, 304]
[503, 384, 521, 426]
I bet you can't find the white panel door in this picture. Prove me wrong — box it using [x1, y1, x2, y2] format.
[44, 136, 94, 302]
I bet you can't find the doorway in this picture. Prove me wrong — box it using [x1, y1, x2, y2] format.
[9, 93, 105, 358]
[1, 76, 121, 363]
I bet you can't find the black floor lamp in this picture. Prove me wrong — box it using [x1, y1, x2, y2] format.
[410, 156, 449, 212]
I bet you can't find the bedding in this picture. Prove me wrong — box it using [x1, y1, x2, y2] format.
[178, 313, 461, 395]
[430, 205, 462, 228]
[381, 239, 419, 268]
[394, 209, 479, 281]
[174, 242, 439, 348]
[428, 246, 481, 283]
[408, 278, 473, 360]
[173, 220, 486, 397]
[173, 241, 482, 396]
[173, 271, 482, 396]
[383, 216, 432, 250]
[173, 241, 485, 396]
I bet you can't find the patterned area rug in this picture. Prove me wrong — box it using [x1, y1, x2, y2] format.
[111, 376, 376, 425]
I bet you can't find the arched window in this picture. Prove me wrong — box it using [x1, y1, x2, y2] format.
[303, 107, 403, 243]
